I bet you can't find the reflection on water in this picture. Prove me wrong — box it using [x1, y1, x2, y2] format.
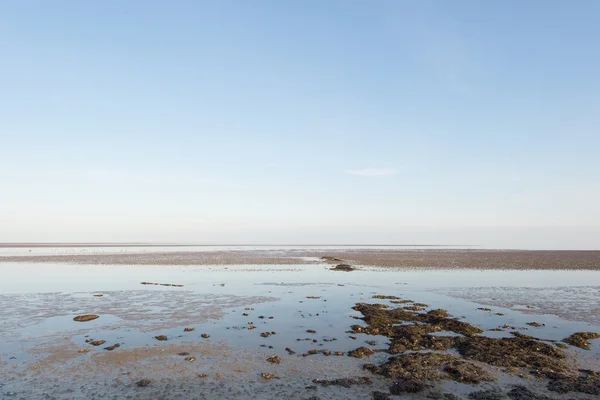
[1, 262, 599, 399]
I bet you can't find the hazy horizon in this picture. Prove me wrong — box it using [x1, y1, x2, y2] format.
[1, 1, 599, 250]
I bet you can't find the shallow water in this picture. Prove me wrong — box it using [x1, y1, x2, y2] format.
[1, 261, 599, 399]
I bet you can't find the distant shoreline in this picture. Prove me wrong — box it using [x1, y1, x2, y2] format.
[1, 249, 599, 270]
[0, 243, 476, 248]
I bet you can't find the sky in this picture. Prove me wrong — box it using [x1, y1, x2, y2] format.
[1, 1, 599, 249]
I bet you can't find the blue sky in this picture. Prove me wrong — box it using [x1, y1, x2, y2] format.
[1, 1, 599, 248]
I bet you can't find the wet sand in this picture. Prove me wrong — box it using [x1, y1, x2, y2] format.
[2, 249, 600, 270]
[2, 251, 600, 399]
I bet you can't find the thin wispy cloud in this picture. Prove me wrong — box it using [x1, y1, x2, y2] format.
[346, 168, 398, 177]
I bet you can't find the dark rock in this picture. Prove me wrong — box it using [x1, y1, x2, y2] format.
[136, 379, 151, 387]
[201, 334, 210, 338]
[154, 335, 168, 341]
[104, 344, 120, 351]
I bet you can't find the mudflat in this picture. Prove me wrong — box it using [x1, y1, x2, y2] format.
[1, 253, 600, 399]
[1, 249, 599, 270]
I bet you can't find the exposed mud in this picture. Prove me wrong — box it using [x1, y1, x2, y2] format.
[5, 249, 600, 270]
[312, 377, 372, 388]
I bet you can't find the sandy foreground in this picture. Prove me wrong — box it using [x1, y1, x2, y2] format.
[1, 249, 600, 270]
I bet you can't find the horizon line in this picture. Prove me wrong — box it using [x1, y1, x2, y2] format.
[0, 242, 480, 248]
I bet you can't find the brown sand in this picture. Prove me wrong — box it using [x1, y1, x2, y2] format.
[1, 249, 600, 270]
[318, 250, 600, 270]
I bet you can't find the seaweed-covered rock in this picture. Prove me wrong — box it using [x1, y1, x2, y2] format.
[330, 264, 355, 271]
[444, 360, 495, 383]
[365, 352, 492, 385]
[456, 336, 567, 377]
[526, 322, 545, 327]
[562, 332, 600, 350]
[389, 379, 428, 394]
[348, 347, 374, 358]
[266, 355, 281, 364]
[547, 370, 600, 395]
[388, 324, 458, 353]
[507, 385, 553, 400]
[73, 314, 99, 322]
[390, 300, 413, 304]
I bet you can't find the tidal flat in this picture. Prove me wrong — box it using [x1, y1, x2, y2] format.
[1, 247, 599, 399]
